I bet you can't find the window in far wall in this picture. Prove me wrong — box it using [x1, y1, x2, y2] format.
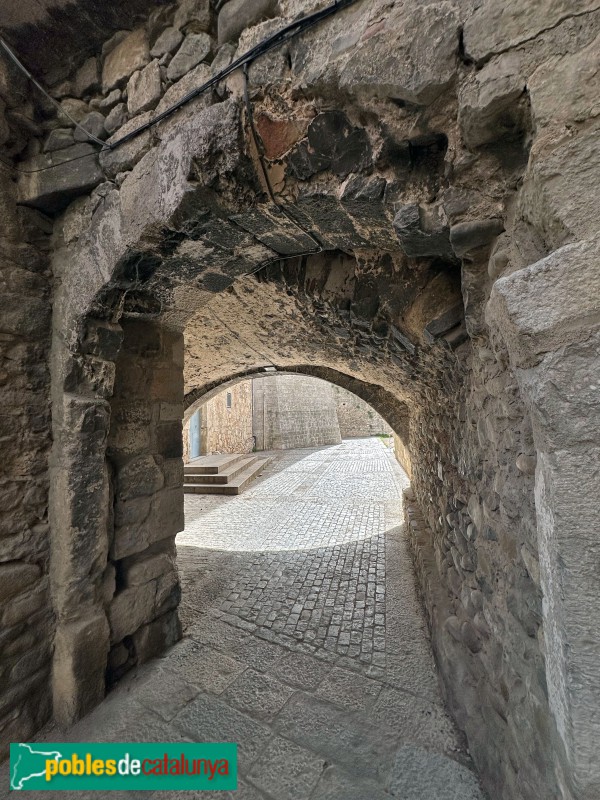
[226, 392, 232, 409]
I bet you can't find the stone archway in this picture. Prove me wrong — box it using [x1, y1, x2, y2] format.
[184, 366, 410, 453]
[0, 1, 596, 797]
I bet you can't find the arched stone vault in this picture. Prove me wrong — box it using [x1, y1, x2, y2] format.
[1, 1, 599, 798]
[184, 363, 410, 443]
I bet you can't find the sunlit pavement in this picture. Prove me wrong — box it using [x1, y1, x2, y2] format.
[4, 439, 485, 800]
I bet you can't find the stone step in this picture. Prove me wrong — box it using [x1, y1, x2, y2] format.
[184, 453, 247, 475]
[185, 456, 261, 484]
[184, 457, 272, 495]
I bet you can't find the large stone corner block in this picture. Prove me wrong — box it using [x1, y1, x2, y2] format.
[52, 612, 110, 728]
[487, 236, 600, 369]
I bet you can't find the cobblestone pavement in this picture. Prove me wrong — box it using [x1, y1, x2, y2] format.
[2, 439, 486, 800]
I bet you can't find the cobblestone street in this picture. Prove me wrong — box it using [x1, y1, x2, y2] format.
[4, 439, 485, 799]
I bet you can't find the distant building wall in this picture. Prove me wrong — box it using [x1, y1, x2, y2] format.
[184, 374, 397, 459]
[253, 375, 341, 450]
[183, 380, 253, 460]
[332, 385, 393, 438]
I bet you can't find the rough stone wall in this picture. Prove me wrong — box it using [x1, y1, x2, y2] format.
[253, 375, 341, 451]
[408, 351, 554, 798]
[106, 320, 183, 685]
[0, 93, 54, 751]
[393, 434, 411, 478]
[182, 379, 253, 460]
[332, 384, 392, 439]
[203, 379, 253, 456]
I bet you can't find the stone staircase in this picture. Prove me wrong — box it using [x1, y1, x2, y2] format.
[183, 453, 272, 495]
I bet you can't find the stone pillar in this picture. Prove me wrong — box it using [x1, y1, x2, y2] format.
[49, 319, 120, 727]
[488, 237, 600, 800]
[106, 319, 183, 682]
[50, 316, 184, 725]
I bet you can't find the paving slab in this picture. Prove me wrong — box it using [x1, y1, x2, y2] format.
[173, 693, 273, 773]
[161, 638, 247, 694]
[221, 668, 295, 722]
[272, 692, 398, 782]
[311, 765, 392, 800]
[388, 744, 485, 799]
[272, 652, 330, 690]
[314, 665, 382, 711]
[246, 736, 326, 800]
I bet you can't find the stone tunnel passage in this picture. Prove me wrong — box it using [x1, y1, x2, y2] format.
[2, 0, 600, 798]
[0, 439, 485, 800]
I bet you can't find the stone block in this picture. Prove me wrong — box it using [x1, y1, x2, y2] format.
[10, 640, 51, 683]
[0, 688, 51, 759]
[0, 295, 50, 338]
[160, 402, 183, 422]
[288, 111, 371, 181]
[50, 454, 110, 614]
[151, 27, 184, 58]
[99, 111, 154, 178]
[114, 493, 151, 531]
[82, 319, 123, 361]
[122, 550, 175, 587]
[73, 111, 107, 143]
[131, 609, 182, 663]
[167, 33, 213, 82]
[0, 562, 41, 605]
[339, 1, 458, 104]
[156, 569, 179, 608]
[529, 33, 600, 132]
[102, 28, 150, 92]
[520, 127, 600, 248]
[44, 128, 75, 152]
[1, 579, 49, 627]
[450, 219, 504, 257]
[91, 88, 122, 112]
[162, 457, 184, 488]
[458, 53, 527, 148]
[108, 582, 156, 642]
[104, 102, 128, 135]
[463, 0, 600, 63]
[388, 745, 484, 799]
[18, 144, 104, 214]
[117, 455, 164, 500]
[424, 303, 464, 343]
[52, 612, 110, 727]
[112, 487, 183, 560]
[488, 237, 600, 369]
[174, 0, 212, 34]
[127, 60, 162, 116]
[155, 422, 183, 459]
[59, 97, 90, 123]
[393, 204, 454, 259]
[74, 57, 100, 97]
[174, 693, 272, 773]
[247, 736, 325, 800]
[218, 0, 277, 44]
